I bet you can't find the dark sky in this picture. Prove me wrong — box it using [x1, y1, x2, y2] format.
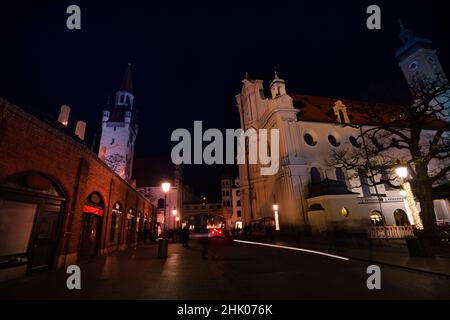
[1, 0, 449, 200]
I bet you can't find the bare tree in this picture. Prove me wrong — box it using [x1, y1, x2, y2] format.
[331, 78, 450, 239]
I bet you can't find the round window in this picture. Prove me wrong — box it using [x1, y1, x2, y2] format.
[349, 136, 361, 148]
[304, 133, 317, 146]
[328, 134, 341, 147]
[341, 207, 349, 218]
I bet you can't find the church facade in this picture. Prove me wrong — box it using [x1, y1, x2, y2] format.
[235, 25, 450, 234]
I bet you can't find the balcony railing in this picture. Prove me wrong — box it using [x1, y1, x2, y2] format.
[368, 226, 415, 239]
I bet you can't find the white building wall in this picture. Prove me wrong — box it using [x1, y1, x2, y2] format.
[235, 78, 448, 233]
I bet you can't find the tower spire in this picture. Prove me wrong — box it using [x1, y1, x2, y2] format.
[274, 65, 279, 80]
[398, 20, 415, 44]
[120, 62, 133, 93]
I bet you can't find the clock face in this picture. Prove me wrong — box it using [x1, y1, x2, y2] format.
[408, 61, 419, 72]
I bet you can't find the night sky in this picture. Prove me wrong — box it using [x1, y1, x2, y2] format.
[1, 1, 449, 200]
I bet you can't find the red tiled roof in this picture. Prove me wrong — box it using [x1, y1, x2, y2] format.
[290, 94, 398, 125]
[291, 93, 448, 129]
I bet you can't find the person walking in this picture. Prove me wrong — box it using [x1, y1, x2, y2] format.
[181, 226, 190, 247]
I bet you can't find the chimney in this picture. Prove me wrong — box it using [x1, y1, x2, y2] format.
[75, 121, 86, 140]
[58, 105, 71, 126]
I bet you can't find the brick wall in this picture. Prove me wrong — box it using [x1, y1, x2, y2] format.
[0, 98, 155, 269]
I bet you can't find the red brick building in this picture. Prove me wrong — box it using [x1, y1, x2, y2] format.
[0, 98, 156, 281]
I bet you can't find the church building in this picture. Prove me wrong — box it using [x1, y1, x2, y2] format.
[236, 24, 450, 235]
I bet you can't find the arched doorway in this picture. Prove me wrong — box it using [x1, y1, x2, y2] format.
[137, 211, 144, 244]
[0, 172, 65, 272]
[79, 192, 104, 259]
[110, 202, 122, 245]
[126, 208, 135, 247]
[394, 209, 410, 226]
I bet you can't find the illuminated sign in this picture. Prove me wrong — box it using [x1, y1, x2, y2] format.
[83, 205, 103, 217]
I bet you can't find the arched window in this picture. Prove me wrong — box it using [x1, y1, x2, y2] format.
[370, 210, 383, 226]
[110, 211, 117, 242]
[157, 198, 165, 209]
[310, 167, 321, 185]
[336, 167, 345, 182]
[394, 209, 410, 226]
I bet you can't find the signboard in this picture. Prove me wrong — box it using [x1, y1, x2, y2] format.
[83, 205, 103, 217]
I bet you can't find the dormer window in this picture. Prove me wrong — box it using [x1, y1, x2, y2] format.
[333, 100, 350, 124]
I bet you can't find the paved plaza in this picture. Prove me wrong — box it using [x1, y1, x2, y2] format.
[1, 238, 450, 300]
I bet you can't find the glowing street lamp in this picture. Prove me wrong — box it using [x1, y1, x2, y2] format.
[162, 182, 171, 193]
[161, 182, 171, 237]
[273, 204, 280, 231]
[396, 163, 423, 230]
[395, 166, 408, 179]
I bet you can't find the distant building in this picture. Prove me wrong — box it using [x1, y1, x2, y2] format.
[230, 178, 243, 229]
[136, 159, 184, 235]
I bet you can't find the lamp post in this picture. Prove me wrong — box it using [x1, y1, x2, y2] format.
[396, 164, 424, 230]
[273, 204, 280, 231]
[161, 182, 171, 238]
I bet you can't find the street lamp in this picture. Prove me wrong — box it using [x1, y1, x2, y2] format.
[396, 164, 424, 230]
[161, 182, 171, 237]
[395, 166, 408, 179]
[273, 204, 280, 231]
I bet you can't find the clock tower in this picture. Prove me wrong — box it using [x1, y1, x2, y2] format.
[396, 21, 448, 91]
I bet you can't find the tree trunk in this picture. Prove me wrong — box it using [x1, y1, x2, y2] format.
[415, 178, 438, 244]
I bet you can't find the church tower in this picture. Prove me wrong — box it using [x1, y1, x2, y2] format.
[396, 21, 448, 91]
[98, 63, 138, 182]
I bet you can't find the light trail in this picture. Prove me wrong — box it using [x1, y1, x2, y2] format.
[233, 239, 350, 261]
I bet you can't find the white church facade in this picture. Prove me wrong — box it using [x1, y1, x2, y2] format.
[236, 24, 450, 234]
